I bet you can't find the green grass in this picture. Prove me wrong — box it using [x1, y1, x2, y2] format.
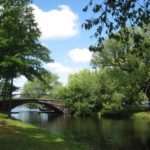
[0, 113, 86, 150]
[0, 113, 7, 118]
[132, 112, 150, 120]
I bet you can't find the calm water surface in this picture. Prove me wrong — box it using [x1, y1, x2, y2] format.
[11, 106, 150, 150]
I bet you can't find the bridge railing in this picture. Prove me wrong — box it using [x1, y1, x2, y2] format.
[13, 98, 63, 103]
[0, 95, 63, 104]
[11, 94, 63, 102]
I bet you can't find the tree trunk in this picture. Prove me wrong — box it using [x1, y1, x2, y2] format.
[146, 89, 150, 105]
[145, 81, 150, 107]
[2, 78, 8, 111]
[8, 78, 13, 118]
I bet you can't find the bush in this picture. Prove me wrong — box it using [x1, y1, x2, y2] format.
[74, 101, 93, 116]
[101, 103, 123, 118]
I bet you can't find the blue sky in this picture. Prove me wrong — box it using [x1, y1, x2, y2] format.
[14, 0, 98, 88]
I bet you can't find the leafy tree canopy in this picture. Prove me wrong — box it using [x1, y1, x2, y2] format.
[21, 72, 62, 99]
[83, 0, 150, 49]
[60, 69, 102, 116]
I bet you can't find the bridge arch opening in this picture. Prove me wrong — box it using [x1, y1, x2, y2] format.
[11, 103, 49, 112]
[11, 102, 63, 114]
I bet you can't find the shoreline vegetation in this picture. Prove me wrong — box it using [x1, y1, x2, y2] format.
[100, 105, 150, 119]
[0, 113, 86, 150]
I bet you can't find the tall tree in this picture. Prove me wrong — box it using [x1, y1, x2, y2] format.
[0, 0, 52, 115]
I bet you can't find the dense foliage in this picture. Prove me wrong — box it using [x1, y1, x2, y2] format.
[92, 28, 149, 115]
[92, 28, 150, 100]
[58, 66, 148, 116]
[58, 69, 102, 116]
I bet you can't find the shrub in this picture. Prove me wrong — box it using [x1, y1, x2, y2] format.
[101, 102, 123, 118]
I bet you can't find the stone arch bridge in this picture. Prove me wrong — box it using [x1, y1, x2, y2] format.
[0, 98, 66, 114]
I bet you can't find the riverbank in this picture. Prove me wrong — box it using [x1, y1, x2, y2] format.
[101, 105, 150, 119]
[0, 113, 86, 150]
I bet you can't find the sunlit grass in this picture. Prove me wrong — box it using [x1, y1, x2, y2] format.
[0, 113, 86, 150]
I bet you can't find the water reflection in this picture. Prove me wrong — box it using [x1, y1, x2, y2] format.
[11, 107, 150, 150]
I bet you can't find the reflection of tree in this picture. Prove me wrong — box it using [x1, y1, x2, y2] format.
[101, 119, 150, 150]
[19, 112, 41, 125]
[47, 117, 150, 150]
[103, 120, 129, 149]
[133, 120, 150, 150]
[53, 117, 111, 149]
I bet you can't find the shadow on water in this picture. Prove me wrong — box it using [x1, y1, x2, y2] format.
[11, 106, 150, 150]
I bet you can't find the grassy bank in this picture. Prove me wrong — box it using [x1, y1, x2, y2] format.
[0, 113, 85, 150]
[132, 112, 150, 120]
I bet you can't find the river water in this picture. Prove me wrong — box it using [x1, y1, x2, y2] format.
[11, 106, 150, 150]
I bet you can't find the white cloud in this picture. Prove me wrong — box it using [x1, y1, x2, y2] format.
[13, 76, 28, 94]
[44, 62, 84, 85]
[32, 4, 79, 40]
[44, 62, 73, 73]
[14, 76, 27, 88]
[68, 48, 92, 63]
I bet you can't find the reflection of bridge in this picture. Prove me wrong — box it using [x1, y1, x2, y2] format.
[0, 98, 66, 114]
